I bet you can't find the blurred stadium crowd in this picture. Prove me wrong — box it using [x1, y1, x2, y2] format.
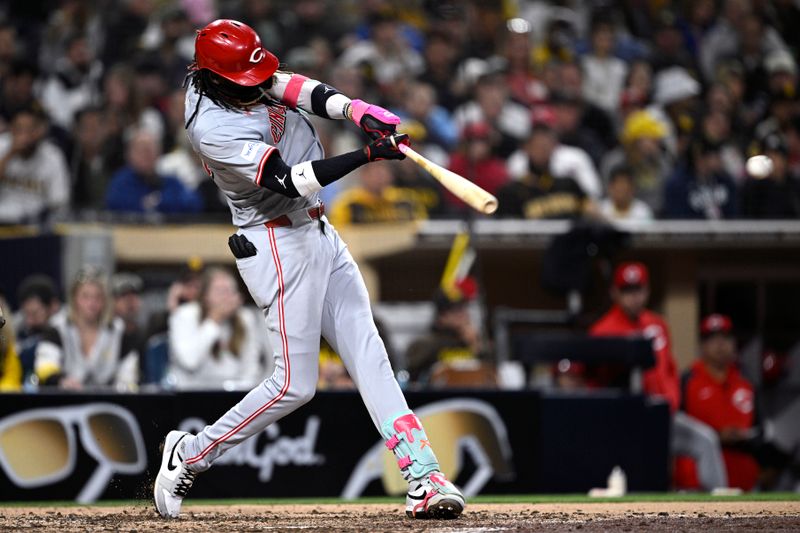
[0, 0, 798, 224]
[1, 0, 800, 491]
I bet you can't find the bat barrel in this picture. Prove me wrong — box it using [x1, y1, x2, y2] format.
[399, 144, 498, 215]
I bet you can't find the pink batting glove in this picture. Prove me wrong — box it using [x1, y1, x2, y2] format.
[349, 99, 401, 140]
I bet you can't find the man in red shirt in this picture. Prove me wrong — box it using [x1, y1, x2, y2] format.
[590, 262, 680, 410]
[677, 314, 760, 490]
[590, 262, 728, 490]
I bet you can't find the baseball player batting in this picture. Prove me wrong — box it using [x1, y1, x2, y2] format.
[153, 19, 465, 520]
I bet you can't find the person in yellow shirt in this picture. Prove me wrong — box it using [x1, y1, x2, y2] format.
[0, 293, 22, 392]
[329, 162, 427, 225]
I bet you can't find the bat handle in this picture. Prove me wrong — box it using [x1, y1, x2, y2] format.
[389, 135, 410, 155]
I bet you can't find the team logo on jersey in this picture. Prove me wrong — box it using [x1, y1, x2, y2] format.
[250, 48, 265, 64]
[642, 324, 667, 352]
[732, 388, 754, 415]
[268, 105, 287, 143]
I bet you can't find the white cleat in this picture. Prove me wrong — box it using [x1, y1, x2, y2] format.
[153, 430, 197, 518]
[405, 471, 465, 519]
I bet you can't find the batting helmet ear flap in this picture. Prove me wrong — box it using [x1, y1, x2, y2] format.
[194, 19, 279, 87]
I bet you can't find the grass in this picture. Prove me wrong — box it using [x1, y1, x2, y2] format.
[1, 492, 798, 508]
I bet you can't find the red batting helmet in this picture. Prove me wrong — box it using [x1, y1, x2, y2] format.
[194, 19, 279, 86]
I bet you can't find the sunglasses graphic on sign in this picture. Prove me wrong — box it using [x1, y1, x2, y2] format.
[0, 403, 146, 503]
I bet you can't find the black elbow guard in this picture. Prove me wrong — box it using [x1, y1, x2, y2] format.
[256, 152, 301, 198]
[310, 83, 342, 119]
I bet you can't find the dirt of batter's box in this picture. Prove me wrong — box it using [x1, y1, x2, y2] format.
[1, 501, 799, 532]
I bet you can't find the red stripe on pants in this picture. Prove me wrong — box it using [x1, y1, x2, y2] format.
[185, 228, 290, 465]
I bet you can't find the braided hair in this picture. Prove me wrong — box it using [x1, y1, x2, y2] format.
[183, 63, 277, 128]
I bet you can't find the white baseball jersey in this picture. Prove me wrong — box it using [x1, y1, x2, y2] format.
[185, 72, 352, 227]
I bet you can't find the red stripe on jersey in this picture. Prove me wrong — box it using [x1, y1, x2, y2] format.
[283, 74, 308, 109]
[255, 146, 275, 186]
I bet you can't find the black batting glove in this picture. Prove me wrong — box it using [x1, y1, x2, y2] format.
[360, 113, 398, 140]
[228, 233, 257, 259]
[363, 134, 409, 162]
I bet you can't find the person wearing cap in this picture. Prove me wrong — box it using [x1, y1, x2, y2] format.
[405, 289, 488, 385]
[741, 134, 800, 218]
[591, 262, 729, 490]
[591, 262, 680, 410]
[446, 122, 509, 214]
[13, 274, 64, 385]
[552, 358, 587, 391]
[600, 110, 671, 214]
[676, 315, 760, 491]
[647, 66, 701, 158]
[111, 273, 148, 381]
[764, 49, 797, 96]
[111, 272, 144, 335]
[497, 124, 598, 219]
[663, 135, 738, 219]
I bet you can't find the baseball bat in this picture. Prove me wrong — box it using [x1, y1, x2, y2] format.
[395, 143, 498, 215]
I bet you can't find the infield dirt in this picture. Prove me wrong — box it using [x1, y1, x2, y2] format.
[2, 501, 799, 532]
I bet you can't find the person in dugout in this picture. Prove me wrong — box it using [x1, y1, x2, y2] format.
[591, 262, 730, 490]
[675, 314, 760, 491]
